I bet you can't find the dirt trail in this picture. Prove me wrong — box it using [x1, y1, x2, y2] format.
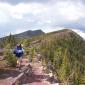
[17, 60, 50, 85]
[0, 59, 59, 85]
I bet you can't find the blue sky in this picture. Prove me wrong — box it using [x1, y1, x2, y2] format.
[0, 0, 85, 39]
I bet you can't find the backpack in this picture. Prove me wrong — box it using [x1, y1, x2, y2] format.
[13, 47, 24, 57]
[16, 49, 23, 54]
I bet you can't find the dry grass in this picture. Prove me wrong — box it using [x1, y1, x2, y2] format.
[0, 60, 7, 68]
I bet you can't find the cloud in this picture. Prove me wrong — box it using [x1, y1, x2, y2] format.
[0, 0, 85, 5]
[57, 1, 85, 21]
[14, 28, 27, 34]
[0, 0, 85, 37]
[0, 3, 11, 24]
[0, 10, 9, 24]
[0, 0, 52, 5]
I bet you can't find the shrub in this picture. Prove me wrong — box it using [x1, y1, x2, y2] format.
[4, 50, 17, 67]
[25, 48, 30, 55]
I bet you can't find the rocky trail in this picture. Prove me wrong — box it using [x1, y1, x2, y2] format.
[0, 58, 59, 85]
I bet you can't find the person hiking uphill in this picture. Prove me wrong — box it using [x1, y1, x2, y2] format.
[13, 44, 25, 68]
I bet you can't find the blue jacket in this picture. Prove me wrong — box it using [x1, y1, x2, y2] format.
[13, 46, 24, 57]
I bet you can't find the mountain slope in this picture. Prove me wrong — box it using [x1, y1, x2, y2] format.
[45, 29, 83, 40]
[38, 29, 85, 85]
[15, 29, 45, 38]
[0, 29, 45, 48]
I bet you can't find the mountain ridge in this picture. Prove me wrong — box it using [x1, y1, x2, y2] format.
[15, 29, 45, 38]
[0, 29, 45, 39]
[45, 29, 84, 41]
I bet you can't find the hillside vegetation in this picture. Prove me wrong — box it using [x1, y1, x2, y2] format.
[39, 29, 85, 85]
[0, 29, 85, 85]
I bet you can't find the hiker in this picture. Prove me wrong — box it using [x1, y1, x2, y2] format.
[13, 44, 25, 67]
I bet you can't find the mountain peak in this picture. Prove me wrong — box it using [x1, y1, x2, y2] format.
[16, 29, 45, 38]
[46, 28, 84, 40]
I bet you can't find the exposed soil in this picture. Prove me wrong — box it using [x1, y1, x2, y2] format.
[0, 58, 59, 85]
[18, 62, 50, 85]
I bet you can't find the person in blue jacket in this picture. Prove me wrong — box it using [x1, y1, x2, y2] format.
[13, 44, 24, 67]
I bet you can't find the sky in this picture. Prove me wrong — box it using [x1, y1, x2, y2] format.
[0, 0, 85, 39]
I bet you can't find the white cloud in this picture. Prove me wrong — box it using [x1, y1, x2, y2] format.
[0, 11, 7, 24]
[0, 3, 11, 24]
[13, 28, 27, 34]
[0, 1, 85, 21]
[57, 1, 85, 21]
[0, 1, 85, 37]
[9, 3, 48, 19]
[11, 13, 23, 19]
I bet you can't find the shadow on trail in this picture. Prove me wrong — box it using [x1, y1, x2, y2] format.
[47, 76, 61, 84]
[0, 69, 20, 79]
[19, 72, 49, 84]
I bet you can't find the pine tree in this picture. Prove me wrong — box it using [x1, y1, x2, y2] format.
[6, 33, 17, 49]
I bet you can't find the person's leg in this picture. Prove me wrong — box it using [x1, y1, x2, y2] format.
[19, 57, 23, 66]
[16, 57, 22, 70]
[17, 58, 20, 67]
